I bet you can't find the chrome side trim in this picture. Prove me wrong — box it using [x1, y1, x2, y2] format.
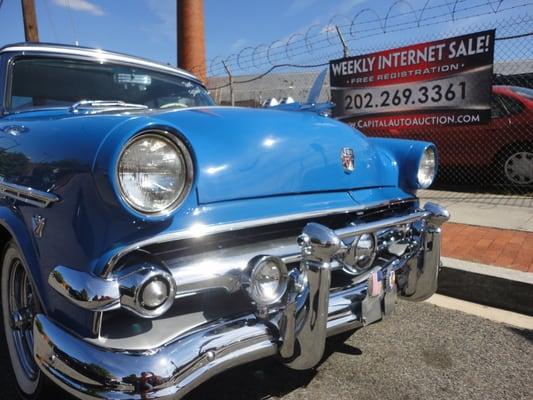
[101, 197, 417, 276]
[70, 100, 149, 114]
[0, 180, 60, 208]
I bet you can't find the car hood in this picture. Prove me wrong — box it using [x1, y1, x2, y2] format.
[150, 107, 398, 204]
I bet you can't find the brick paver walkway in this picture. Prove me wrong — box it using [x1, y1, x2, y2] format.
[442, 223, 533, 272]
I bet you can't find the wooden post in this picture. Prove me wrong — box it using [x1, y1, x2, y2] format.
[21, 0, 39, 42]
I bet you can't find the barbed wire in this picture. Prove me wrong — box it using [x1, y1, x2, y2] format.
[202, 0, 531, 77]
[206, 26, 533, 91]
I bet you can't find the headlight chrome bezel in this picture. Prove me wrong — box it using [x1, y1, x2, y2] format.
[116, 130, 194, 218]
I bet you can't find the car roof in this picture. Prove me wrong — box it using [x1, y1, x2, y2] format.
[0, 42, 201, 84]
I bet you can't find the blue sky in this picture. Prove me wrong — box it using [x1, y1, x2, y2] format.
[0, 0, 531, 74]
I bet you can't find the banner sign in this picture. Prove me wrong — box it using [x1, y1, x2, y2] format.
[330, 30, 495, 129]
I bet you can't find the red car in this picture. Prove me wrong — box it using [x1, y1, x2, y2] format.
[365, 86, 533, 186]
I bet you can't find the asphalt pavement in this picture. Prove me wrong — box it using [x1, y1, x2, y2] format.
[188, 300, 532, 400]
[0, 300, 531, 400]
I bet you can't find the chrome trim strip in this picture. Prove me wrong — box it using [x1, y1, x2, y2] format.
[335, 210, 430, 239]
[1, 45, 197, 80]
[70, 100, 149, 114]
[101, 197, 417, 276]
[0, 180, 60, 208]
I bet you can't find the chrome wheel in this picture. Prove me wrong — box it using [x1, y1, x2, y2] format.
[2, 243, 42, 396]
[504, 151, 533, 185]
[7, 259, 38, 380]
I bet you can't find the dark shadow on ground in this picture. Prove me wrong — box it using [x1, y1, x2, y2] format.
[506, 326, 533, 343]
[186, 330, 363, 400]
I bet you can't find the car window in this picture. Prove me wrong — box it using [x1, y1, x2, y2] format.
[510, 86, 533, 100]
[491, 95, 507, 118]
[8, 57, 214, 112]
[499, 94, 524, 116]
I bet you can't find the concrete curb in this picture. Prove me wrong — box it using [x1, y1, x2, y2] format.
[437, 257, 533, 316]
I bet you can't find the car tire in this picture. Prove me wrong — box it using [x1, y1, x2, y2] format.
[497, 145, 533, 186]
[0, 241, 55, 400]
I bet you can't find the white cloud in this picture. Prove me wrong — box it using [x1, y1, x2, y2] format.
[285, 0, 319, 16]
[284, 0, 366, 18]
[334, 0, 367, 15]
[52, 0, 105, 16]
[144, 0, 176, 41]
[231, 38, 248, 51]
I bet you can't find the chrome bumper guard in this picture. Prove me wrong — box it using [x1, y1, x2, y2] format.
[34, 202, 449, 399]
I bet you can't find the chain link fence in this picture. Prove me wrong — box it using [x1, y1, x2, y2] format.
[203, 0, 532, 198]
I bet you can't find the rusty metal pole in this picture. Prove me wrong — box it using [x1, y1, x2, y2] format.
[21, 0, 39, 42]
[177, 0, 206, 81]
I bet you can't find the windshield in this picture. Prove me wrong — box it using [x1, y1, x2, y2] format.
[8, 56, 214, 112]
[510, 86, 533, 100]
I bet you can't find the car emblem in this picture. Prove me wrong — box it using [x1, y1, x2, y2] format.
[340, 147, 355, 173]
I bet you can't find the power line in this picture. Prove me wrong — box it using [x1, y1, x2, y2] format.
[43, 0, 59, 42]
[65, 0, 79, 45]
[495, 31, 533, 40]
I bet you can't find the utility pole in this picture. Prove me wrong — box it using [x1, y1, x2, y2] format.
[177, 0, 206, 81]
[21, 0, 39, 42]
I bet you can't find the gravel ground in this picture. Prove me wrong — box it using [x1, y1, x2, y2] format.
[0, 300, 531, 399]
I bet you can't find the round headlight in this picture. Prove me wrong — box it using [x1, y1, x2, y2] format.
[118, 132, 193, 215]
[417, 147, 437, 188]
[244, 256, 288, 306]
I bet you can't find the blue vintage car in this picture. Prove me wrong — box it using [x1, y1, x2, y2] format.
[0, 43, 449, 399]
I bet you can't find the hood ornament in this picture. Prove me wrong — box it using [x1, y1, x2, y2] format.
[341, 147, 355, 173]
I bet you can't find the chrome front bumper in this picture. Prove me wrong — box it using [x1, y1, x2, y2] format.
[34, 202, 449, 399]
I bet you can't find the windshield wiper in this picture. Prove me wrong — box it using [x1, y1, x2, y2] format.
[70, 100, 148, 114]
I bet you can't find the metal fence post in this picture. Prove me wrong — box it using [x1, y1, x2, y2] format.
[335, 25, 349, 58]
[222, 60, 235, 107]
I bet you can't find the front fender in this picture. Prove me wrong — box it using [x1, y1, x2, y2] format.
[0, 204, 47, 306]
[368, 137, 438, 191]
[0, 203, 96, 337]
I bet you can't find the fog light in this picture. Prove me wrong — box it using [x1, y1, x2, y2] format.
[118, 264, 176, 318]
[343, 233, 377, 275]
[140, 278, 169, 309]
[355, 233, 376, 268]
[244, 256, 288, 306]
